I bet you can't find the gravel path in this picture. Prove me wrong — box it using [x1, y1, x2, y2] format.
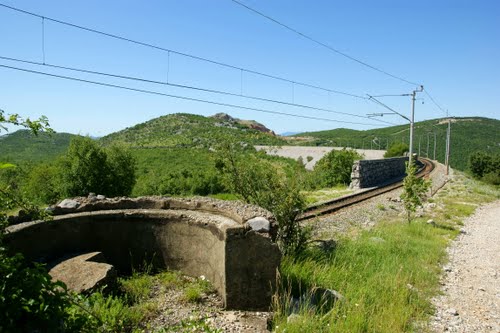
[430, 200, 500, 333]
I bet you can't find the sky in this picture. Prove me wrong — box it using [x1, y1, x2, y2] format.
[0, 0, 499, 136]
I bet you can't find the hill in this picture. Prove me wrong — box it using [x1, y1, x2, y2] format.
[291, 117, 500, 171]
[0, 130, 77, 163]
[100, 113, 284, 148]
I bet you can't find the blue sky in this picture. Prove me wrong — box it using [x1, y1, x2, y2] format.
[1, 0, 498, 136]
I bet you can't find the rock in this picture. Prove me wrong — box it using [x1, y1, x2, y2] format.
[49, 252, 116, 293]
[88, 192, 96, 198]
[459, 229, 467, 234]
[247, 217, 270, 233]
[427, 219, 436, 226]
[309, 239, 337, 253]
[309, 287, 344, 308]
[57, 199, 80, 209]
[447, 308, 459, 316]
[96, 195, 106, 200]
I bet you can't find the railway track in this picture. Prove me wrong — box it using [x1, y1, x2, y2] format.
[298, 158, 435, 221]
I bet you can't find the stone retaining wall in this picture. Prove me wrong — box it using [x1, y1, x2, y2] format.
[4, 197, 281, 310]
[350, 157, 408, 189]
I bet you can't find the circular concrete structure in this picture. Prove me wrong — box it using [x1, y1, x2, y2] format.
[5, 196, 281, 310]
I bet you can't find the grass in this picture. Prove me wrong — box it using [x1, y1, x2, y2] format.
[303, 186, 353, 206]
[272, 171, 499, 332]
[68, 269, 218, 332]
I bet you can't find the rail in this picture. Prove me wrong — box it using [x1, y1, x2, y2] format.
[298, 158, 435, 221]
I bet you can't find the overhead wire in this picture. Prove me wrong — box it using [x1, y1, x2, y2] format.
[230, 0, 421, 86]
[0, 63, 390, 127]
[0, 2, 369, 101]
[0, 55, 398, 126]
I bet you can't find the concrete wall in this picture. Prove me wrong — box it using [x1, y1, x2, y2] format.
[350, 157, 408, 189]
[4, 197, 280, 310]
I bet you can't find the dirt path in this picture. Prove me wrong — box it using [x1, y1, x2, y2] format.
[430, 200, 500, 333]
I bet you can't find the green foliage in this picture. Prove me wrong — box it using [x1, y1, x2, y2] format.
[59, 137, 136, 197]
[0, 109, 52, 135]
[400, 162, 431, 222]
[310, 149, 362, 188]
[469, 151, 500, 185]
[215, 139, 308, 256]
[384, 142, 409, 158]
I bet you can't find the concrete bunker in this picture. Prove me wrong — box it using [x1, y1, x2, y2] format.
[4, 196, 281, 310]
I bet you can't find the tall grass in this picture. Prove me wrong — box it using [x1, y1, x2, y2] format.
[274, 220, 456, 332]
[273, 171, 499, 332]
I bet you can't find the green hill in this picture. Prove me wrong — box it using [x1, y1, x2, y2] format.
[291, 117, 500, 171]
[100, 113, 285, 148]
[0, 130, 77, 163]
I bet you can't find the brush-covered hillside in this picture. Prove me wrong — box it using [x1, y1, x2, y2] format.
[100, 113, 284, 148]
[0, 130, 77, 163]
[291, 117, 500, 171]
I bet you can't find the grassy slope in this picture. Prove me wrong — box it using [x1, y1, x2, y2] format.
[293, 117, 500, 171]
[100, 113, 285, 148]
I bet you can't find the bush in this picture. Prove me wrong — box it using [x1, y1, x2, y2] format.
[384, 142, 409, 158]
[400, 162, 430, 222]
[310, 148, 362, 188]
[215, 140, 308, 256]
[59, 137, 136, 197]
[469, 151, 500, 184]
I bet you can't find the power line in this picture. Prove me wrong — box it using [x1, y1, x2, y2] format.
[0, 63, 388, 127]
[0, 2, 368, 100]
[0, 55, 397, 126]
[230, 0, 421, 86]
[424, 89, 448, 116]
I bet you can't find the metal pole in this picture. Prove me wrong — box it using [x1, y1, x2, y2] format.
[426, 132, 430, 158]
[445, 117, 451, 175]
[433, 132, 437, 160]
[409, 90, 416, 164]
[418, 136, 421, 156]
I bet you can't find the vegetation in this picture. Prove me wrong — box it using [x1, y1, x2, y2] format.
[384, 142, 409, 158]
[400, 162, 431, 222]
[469, 151, 500, 185]
[215, 139, 309, 256]
[59, 137, 136, 197]
[308, 149, 362, 188]
[272, 172, 499, 332]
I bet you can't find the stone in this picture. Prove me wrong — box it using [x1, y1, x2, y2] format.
[57, 199, 80, 209]
[309, 287, 344, 308]
[427, 219, 436, 225]
[246, 217, 270, 233]
[447, 308, 459, 316]
[96, 195, 106, 200]
[49, 252, 116, 293]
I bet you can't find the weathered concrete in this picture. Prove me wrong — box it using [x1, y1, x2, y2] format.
[48, 252, 117, 293]
[349, 157, 408, 189]
[4, 197, 281, 310]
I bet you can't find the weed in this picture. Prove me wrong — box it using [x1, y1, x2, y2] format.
[376, 203, 386, 211]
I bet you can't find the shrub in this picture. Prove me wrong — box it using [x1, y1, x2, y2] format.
[215, 140, 308, 256]
[469, 151, 500, 184]
[59, 137, 136, 197]
[384, 142, 409, 158]
[310, 148, 362, 188]
[400, 162, 431, 222]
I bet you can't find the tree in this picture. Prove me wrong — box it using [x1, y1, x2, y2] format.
[384, 142, 409, 158]
[400, 162, 430, 223]
[215, 139, 308, 256]
[59, 137, 136, 197]
[312, 148, 362, 187]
